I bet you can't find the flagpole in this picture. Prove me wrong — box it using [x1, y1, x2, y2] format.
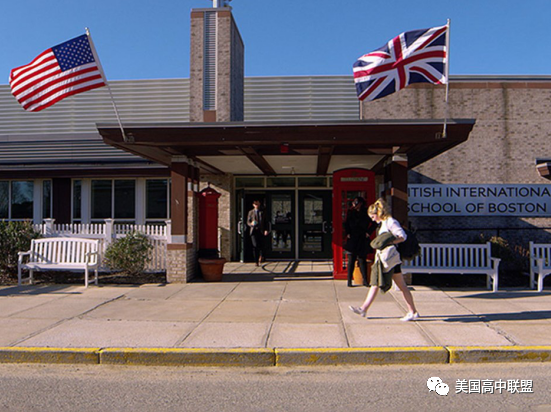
[442, 19, 451, 138]
[85, 28, 129, 143]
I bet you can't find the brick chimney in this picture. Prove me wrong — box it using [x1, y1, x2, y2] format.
[190, 5, 244, 122]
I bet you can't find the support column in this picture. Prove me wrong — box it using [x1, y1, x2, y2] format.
[167, 161, 193, 283]
[388, 154, 409, 228]
[385, 154, 410, 284]
[170, 162, 188, 244]
[187, 164, 199, 247]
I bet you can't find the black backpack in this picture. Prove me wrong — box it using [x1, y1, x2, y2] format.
[397, 229, 421, 261]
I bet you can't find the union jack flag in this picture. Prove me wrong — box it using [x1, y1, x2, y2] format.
[353, 25, 448, 102]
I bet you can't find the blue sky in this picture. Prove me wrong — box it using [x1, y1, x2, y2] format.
[1, 0, 549, 83]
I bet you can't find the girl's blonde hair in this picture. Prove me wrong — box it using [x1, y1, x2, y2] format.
[367, 198, 392, 220]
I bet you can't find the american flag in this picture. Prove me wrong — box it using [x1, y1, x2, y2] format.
[9, 34, 106, 112]
[353, 25, 447, 102]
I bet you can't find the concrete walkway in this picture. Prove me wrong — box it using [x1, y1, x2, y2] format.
[1, 261, 551, 366]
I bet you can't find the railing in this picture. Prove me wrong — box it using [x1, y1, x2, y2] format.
[33, 219, 171, 272]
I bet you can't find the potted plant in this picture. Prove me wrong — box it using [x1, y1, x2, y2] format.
[198, 248, 226, 282]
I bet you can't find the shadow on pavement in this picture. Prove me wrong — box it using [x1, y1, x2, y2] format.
[456, 291, 551, 299]
[440, 310, 551, 323]
[0, 284, 83, 297]
[220, 260, 333, 283]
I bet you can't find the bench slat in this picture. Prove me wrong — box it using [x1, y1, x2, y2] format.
[70, 241, 76, 264]
[529, 242, 551, 292]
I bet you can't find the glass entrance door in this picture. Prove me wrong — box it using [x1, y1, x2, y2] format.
[239, 192, 267, 262]
[265, 191, 295, 259]
[237, 189, 333, 261]
[298, 191, 332, 259]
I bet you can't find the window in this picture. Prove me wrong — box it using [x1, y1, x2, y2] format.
[235, 177, 265, 188]
[0, 181, 8, 218]
[91, 180, 112, 219]
[114, 180, 135, 219]
[11, 181, 33, 219]
[267, 177, 295, 187]
[0, 180, 52, 221]
[298, 177, 327, 187]
[146, 179, 168, 219]
[73, 180, 81, 220]
[91, 179, 136, 222]
[42, 180, 52, 219]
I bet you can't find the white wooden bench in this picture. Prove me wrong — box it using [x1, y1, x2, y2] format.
[18, 237, 100, 288]
[529, 242, 551, 292]
[402, 242, 501, 292]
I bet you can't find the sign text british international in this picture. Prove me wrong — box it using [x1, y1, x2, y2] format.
[408, 184, 551, 216]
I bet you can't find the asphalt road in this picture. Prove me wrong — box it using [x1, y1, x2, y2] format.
[1, 363, 550, 412]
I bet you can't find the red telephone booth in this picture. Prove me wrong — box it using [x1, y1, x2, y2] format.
[332, 168, 376, 279]
[199, 187, 221, 251]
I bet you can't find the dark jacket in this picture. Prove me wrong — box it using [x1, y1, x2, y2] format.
[343, 208, 375, 256]
[370, 232, 397, 293]
[247, 208, 267, 235]
[370, 231, 397, 251]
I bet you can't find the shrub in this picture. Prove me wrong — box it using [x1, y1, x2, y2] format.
[0, 221, 41, 275]
[103, 232, 153, 275]
[473, 233, 529, 273]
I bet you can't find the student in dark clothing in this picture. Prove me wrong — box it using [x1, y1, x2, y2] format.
[247, 200, 268, 266]
[344, 196, 376, 287]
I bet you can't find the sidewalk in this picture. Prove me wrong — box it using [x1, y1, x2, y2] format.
[1, 261, 551, 366]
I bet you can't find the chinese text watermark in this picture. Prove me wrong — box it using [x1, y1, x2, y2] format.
[427, 377, 534, 397]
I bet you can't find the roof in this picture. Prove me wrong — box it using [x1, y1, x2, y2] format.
[98, 119, 476, 175]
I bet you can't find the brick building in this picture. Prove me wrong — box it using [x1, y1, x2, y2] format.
[1, 4, 550, 282]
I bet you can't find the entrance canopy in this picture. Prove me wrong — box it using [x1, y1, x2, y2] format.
[98, 119, 475, 175]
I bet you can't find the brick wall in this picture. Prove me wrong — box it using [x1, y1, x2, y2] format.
[361, 81, 551, 249]
[167, 244, 192, 283]
[216, 11, 232, 122]
[189, 11, 204, 123]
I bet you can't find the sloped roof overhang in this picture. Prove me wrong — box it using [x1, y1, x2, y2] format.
[97, 119, 475, 175]
[536, 159, 551, 179]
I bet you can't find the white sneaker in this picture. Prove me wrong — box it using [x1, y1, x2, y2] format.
[349, 306, 367, 317]
[400, 312, 420, 322]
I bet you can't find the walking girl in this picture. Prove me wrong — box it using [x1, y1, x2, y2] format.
[349, 198, 420, 321]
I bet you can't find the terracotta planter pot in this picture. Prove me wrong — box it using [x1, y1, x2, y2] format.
[198, 257, 227, 282]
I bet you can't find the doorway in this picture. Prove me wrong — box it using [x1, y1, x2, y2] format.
[237, 189, 332, 261]
[331, 169, 376, 279]
[298, 191, 332, 259]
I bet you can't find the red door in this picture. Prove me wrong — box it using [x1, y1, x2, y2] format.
[332, 169, 376, 279]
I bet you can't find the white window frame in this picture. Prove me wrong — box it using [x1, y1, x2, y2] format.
[71, 178, 169, 225]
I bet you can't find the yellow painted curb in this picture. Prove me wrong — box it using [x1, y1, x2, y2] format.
[99, 348, 276, 367]
[447, 346, 551, 363]
[275, 347, 449, 366]
[3, 346, 551, 366]
[0, 347, 100, 364]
